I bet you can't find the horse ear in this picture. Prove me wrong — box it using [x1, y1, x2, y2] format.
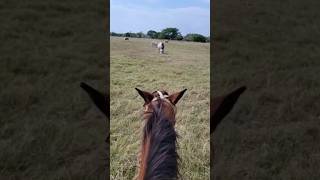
[211, 86, 246, 133]
[135, 88, 154, 104]
[168, 89, 187, 105]
[80, 82, 107, 116]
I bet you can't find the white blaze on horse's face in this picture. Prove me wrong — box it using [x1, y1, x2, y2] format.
[156, 91, 166, 99]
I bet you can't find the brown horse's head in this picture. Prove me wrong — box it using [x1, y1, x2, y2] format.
[136, 88, 187, 124]
[211, 86, 246, 134]
[135, 88, 187, 180]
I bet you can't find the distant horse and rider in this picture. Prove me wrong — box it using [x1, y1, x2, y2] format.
[157, 42, 164, 54]
[151, 41, 165, 54]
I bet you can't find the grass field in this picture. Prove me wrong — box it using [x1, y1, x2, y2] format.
[0, 0, 107, 179]
[110, 37, 210, 179]
[212, 0, 320, 179]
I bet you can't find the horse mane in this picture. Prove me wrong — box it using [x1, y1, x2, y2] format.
[140, 99, 179, 180]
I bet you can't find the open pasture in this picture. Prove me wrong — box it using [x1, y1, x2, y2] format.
[0, 0, 107, 179]
[110, 37, 210, 179]
[212, 0, 320, 179]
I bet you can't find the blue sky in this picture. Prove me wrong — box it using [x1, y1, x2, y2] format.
[110, 0, 210, 36]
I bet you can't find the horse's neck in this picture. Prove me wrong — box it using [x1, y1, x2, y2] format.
[138, 117, 178, 180]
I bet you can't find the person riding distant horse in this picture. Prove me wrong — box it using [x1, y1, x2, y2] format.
[157, 42, 164, 54]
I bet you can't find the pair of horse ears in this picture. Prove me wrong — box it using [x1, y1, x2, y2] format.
[211, 86, 246, 134]
[80, 82, 246, 133]
[80, 83, 187, 115]
[80, 82, 108, 117]
[135, 88, 187, 105]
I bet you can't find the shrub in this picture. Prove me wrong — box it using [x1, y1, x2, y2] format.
[184, 33, 207, 42]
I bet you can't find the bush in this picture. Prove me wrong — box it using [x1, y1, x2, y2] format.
[147, 30, 157, 39]
[111, 32, 123, 37]
[123, 32, 137, 37]
[159, 28, 181, 40]
[176, 34, 183, 40]
[184, 33, 207, 42]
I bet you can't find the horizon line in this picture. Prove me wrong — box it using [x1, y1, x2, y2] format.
[109, 30, 210, 37]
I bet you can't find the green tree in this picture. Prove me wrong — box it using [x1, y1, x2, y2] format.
[184, 33, 207, 42]
[159, 27, 180, 39]
[147, 30, 158, 39]
[158, 32, 166, 39]
[111, 32, 123, 37]
[123, 32, 137, 37]
[124, 32, 130, 37]
[176, 34, 183, 40]
[155, 32, 160, 39]
[136, 32, 145, 38]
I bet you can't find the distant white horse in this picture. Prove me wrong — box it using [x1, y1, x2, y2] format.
[157, 42, 164, 54]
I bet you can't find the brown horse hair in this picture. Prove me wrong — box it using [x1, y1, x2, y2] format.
[138, 98, 179, 180]
[136, 88, 187, 180]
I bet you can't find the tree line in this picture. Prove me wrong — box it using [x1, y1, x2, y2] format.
[110, 27, 210, 43]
